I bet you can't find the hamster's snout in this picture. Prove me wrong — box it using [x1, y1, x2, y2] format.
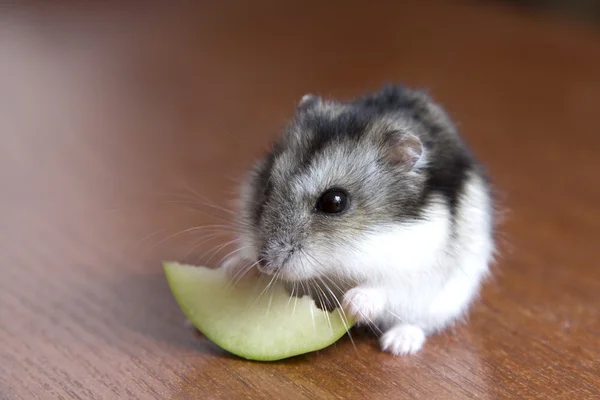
[256, 259, 279, 275]
[256, 249, 276, 274]
[256, 243, 297, 276]
[256, 257, 267, 271]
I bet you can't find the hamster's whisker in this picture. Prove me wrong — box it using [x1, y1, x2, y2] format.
[222, 255, 256, 286]
[181, 191, 239, 219]
[292, 281, 300, 315]
[185, 232, 241, 264]
[300, 280, 317, 333]
[317, 275, 362, 328]
[194, 201, 236, 216]
[298, 255, 332, 324]
[265, 270, 280, 317]
[148, 225, 235, 249]
[384, 308, 407, 324]
[315, 275, 357, 353]
[133, 228, 166, 248]
[183, 223, 238, 230]
[302, 251, 351, 289]
[190, 235, 242, 263]
[183, 235, 240, 261]
[350, 307, 383, 336]
[227, 257, 259, 287]
[158, 194, 236, 222]
[310, 278, 334, 338]
[230, 260, 256, 284]
[122, 228, 167, 258]
[162, 198, 237, 217]
[174, 179, 238, 215]
[217, 246, 251, 269]
[253, 268, 279, 305]
[315, 273, 342, 292]
[286, 281, 297, 308]
[160, 202, 235, 224]
[204, 238, 243, 264]
[335, 307, 358, 353]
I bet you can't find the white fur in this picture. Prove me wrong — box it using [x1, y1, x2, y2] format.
[224, 172, 494, 355]
[381, 324, 426, 355]
[343, 287, 387, 322]
[331, 173, 494, 354]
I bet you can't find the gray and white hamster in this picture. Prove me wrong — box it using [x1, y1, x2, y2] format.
[221, 84, 495, 355]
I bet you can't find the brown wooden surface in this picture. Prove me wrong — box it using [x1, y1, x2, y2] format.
[1, 1, 599, 399]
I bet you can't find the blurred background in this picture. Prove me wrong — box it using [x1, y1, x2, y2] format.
[1, 1, 599, 398]
[499, 0, 600, 22]
[1, 0, 597, 266]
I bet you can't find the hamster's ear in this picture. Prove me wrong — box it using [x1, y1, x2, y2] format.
[297, 94, 321, 111]
[386, 132, 426, 171]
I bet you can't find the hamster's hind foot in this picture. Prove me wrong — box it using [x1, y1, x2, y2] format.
[380, 323, 426, 355]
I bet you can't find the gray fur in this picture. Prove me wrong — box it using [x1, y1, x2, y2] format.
[240, 84, 484, 275]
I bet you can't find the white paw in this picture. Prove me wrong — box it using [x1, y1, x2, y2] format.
[380, 324, 426, 355]
[342, 287, 385, 324]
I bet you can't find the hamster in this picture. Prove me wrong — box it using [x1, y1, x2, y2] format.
[221, 84, 495, 355]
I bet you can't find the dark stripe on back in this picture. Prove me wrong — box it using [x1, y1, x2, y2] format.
[354, 83, 418, 113]
[294, 109, 372, 175]
[356, 84, 477, 218]
[424, 151, 474, 216]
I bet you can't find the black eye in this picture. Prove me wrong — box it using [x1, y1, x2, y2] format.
[316, 188, 349, 214]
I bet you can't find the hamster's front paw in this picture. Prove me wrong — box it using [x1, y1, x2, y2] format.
[342, 287, 386, 324]
[380, 324, 426, 355]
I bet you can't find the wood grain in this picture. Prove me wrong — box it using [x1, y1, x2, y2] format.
[1, 1, 599, 399]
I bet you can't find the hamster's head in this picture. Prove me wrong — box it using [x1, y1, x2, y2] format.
[238, 87, 440, 282]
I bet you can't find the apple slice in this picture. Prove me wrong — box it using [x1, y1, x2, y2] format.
[163, 262, 353, 361]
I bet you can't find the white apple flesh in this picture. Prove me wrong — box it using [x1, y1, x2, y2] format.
[164, 262, 353, 361]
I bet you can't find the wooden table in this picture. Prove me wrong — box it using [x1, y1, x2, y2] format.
[1, 1, 599, 399]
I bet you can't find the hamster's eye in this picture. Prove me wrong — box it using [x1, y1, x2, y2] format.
[316, 189, 349, 214]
